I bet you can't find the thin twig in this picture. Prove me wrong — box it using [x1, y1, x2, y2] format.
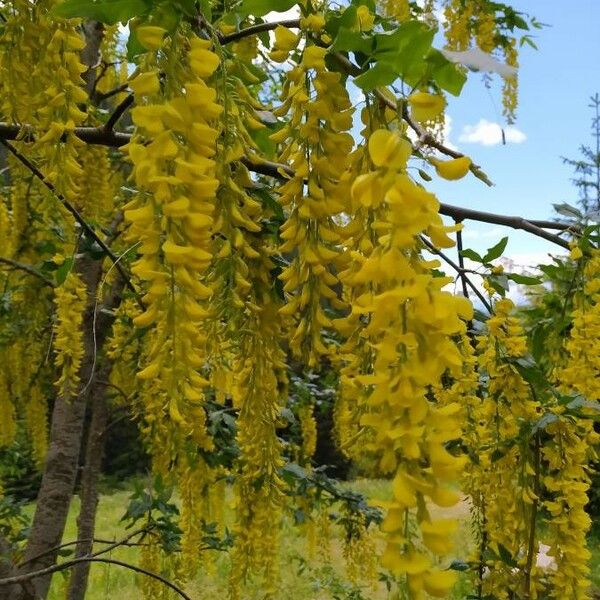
[0, 140, 142, 304]
[0, 558, 192, 600]
[0, 256, 55, 287]
[420, 235, 492, 313]
[104, 94, 134, 132]
[331, 51, 495, 185]
[95, 82, 129, 102]
[219, 18, 301, 44]
[17, 528, 147, 569]
[455, 224, 470, 300]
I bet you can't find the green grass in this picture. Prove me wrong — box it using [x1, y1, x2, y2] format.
[35, 480, 600, 599]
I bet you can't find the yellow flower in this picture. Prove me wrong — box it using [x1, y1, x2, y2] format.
[423, 569, 458, 597]
[129, 71, 161, 96]
[273, 25, 299, 52]
[356, 5, 375, 31]
[408, 91, 446, 122]
[431, 155, 472, 180]
[301, 13, 326, 32]
[302, 45, 327, 71]
[368, 129, 412, 169]
[570, 243, 583, 260]
[136, 25, 167, 51]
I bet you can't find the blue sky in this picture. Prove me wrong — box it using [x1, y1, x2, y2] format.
[429, 0, 600, 269]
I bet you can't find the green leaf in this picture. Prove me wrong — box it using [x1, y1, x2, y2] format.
[330, 27, 373, 56]
[253, 188, 284, 221]
[497, 544, 518, 568]
[553, 202, 582, 220]
[52, 0, 149, 24]
[459, 248, 484, 263]
[483, 236, 508, 263]
[55, 257, 74, 285]
[354, 62, 397, 91]
[127, 28, 146, 60]
[532, 412, 559, 434]
[237, 0, 297, 17]
[198, 0, 212, 19]
[507, 273, 542, 285]
[487, 274, 509, 296]
[417, 168, 432, 182]
[426, 49, 466, 96]
[371, 23, 435, 88]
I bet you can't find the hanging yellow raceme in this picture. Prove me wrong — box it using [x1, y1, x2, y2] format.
[474, 298, 544, 598]
[53, 271, 86, 398]
[546, 252, 600, 599]
[229, 285, 287, 599]
[125, 26, 222, 455]
[339, 128, 473, 598]
[274, 31, 354, 367]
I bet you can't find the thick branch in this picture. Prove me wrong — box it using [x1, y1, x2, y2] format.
[420, 235, 492, 313]
[0, 256, 55, 287]
[219, 18, 301, 44]
[0, 123, 571, 249]
[0, 123, 129, 147]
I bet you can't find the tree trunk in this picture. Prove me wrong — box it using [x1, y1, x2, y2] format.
[3, 262, 124, 600]
[66, 371, 109, 600]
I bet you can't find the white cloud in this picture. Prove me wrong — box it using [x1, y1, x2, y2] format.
[458, 119, 526, 146]
[265, 7, 300, 21]
[461, 226, 506, 240]
[441, 48, 518, 79]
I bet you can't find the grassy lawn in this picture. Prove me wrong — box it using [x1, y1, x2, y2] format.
[37, 479, 600, 599]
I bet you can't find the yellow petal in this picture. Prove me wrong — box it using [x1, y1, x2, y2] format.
[431, 156, 472, 180]
[408, 91, 446, 122]
[136, 26, 167, 51]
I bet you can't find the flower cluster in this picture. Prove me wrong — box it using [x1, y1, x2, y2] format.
[274, 36, 354, 366]
[53, 272, 87, 398]
[546, 252, 600, 598]
[125, 27, 222, 452]
[338, 128, 472, 597]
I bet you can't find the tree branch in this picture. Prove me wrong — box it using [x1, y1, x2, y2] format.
[94, 81, 129, 103]
[0, 256, 55, 287]
[438, 202, 571, 250]
[0, 123, 572, 249]
[0, 140, 142, 303]
[455, 225, 470, 300]
[104, 94, 134, 132]
[420, 235, 492, 313]
[219, 18, 301, 45]
[0, 123, 129, 147]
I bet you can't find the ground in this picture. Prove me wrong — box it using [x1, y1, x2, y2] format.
[28, 479, 600, 600]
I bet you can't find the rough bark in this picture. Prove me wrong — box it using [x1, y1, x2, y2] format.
[2, 262, 124, 600]
[66, 370, 110, 600]
[80, 21, 104, 96]
[0, 536, 12, 582]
